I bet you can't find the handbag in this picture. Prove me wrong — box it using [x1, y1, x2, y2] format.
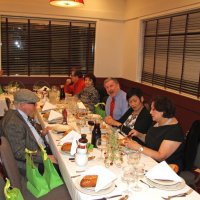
[25, 149, 50, 198]
[95, 102, 106, 119]
[4, 178, 24, 200]
[40, 146, 64, 190]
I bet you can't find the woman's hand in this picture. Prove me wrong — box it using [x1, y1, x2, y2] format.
[128, 129, 140, 137]
[123, 138, 140, 151]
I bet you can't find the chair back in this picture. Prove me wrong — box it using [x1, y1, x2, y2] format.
[0, 137, 22, 190]
[194, 143, 200, 168]
[184, 120, 200, 170]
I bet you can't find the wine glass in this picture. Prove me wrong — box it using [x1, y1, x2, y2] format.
[131, 163, 145, 191]
[96, 138, 107, 160]
[127, 151, 141, 166]
[121, 166, 133, 195]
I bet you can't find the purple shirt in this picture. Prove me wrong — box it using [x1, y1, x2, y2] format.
[105, 90, 128, 120]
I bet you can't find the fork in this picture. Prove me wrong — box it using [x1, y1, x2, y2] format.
[140, 180, 155, 188]
[161, 188, 193, 200]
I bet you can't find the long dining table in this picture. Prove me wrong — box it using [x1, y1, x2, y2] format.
[36, 101, 200, 200]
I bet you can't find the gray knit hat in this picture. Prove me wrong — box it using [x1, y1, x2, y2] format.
[14, 89, 40, 103]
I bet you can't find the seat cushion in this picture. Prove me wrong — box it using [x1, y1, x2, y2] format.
[0, 177, 6, 200]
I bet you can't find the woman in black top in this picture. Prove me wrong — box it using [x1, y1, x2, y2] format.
[125, 96, 185, 171]
[105, 87, 152, 143]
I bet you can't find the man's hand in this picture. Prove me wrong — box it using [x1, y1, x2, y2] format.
[41, 126, 51, 137]
[48, 155, 57, 164]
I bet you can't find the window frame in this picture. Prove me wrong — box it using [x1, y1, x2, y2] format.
[141, 9, 200, 99]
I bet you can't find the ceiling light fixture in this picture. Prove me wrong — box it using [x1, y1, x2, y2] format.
[49, 0, 84, 8]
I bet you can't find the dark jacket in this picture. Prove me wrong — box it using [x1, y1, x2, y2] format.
[0, 109, 43, 171]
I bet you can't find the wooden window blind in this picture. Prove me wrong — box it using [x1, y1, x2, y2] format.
[142, 9, 200, 98]
[1, 16, 96, 76]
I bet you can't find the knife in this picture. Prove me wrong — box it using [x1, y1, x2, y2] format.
[70, 156, 95, 162]
[92, 194, 122, 200]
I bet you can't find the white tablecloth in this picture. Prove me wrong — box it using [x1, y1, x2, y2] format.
[36, 109, 200, 200]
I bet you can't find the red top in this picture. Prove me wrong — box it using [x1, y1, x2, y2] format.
[64, 78, 85, 95]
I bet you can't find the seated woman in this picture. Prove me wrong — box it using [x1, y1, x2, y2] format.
[105, 87, 152, 144]
[124, 96, 185, 172]
[77, 74, 99, 113]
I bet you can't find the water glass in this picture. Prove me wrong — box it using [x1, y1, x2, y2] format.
[121, 166, 133, 195]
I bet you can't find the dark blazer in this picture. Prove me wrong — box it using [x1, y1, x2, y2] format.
[0, 109, 43, 171]
[117, 107, 153, 145]
[118, 107, 152, 134]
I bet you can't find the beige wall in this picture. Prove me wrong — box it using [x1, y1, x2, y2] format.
[0, 0, 125, 77]
[1, 0, 200, 79]
[122, 0, 200, 81]
[95, 20, 123, 77]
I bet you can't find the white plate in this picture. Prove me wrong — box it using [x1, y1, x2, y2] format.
[74, 177, 115, 196]
[60, 150, 71, 155]
[146, 177, 186, 191]
[149, 178, 177, 186]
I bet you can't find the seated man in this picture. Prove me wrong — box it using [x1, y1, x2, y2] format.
[0, 89, 56, 174]
[64, 70, 85, 95]
[104, 78, 128, 120]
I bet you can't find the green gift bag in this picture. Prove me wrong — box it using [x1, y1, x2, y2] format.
[95, 102, 106, 119]
[25, 149, 50, 198]
[40, 146, 63, 190]
[4, 178, 24, 200]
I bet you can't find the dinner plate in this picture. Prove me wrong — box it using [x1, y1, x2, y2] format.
[149, 178, 177, 186]
[146, 177, 186, 191]
[74, 177, 115, 196]
[60, 148, 71, 155]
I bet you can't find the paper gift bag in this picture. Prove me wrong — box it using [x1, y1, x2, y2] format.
[4, 178, 24, 200]
[40, 146, 64, 190]
[95, 103, 106, 119]
[25, 149, 50, 198]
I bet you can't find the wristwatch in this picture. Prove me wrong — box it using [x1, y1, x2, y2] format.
[139, 146, 144, 152]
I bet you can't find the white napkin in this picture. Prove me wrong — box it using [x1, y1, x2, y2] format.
[59, 130, 81, 144]
[38, 86, 50, 92]
[51, 124, 72, 132]
[77, 102, 86, 109]
[48, 110, 62, 122]
[82, 166, 117, 192]
[42, 101, 57, 111]
[146, 161, 182, 182]
[59, 130, 81, 155]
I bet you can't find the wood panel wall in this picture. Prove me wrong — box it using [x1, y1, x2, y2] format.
[1, 76, 199, 133]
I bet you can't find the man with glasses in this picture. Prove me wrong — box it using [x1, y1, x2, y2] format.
[64, 70, 85, 95]
[0, 89, 56, 174]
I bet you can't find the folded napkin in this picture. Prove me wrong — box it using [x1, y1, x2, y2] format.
[59, 130, 81, 155]
[38, 86, 50, 92]
[146, 161, 182, 182]
[51, 124, 72, 132]
[82, 166, 117, 192]
[48, 110, 63, 122]
[77, 102, 86, 109]
[42, 101, 57, 111]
